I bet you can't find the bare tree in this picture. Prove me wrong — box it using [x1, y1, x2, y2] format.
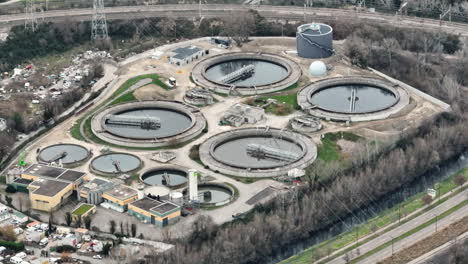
[382, 38, 400, 70]
[441, 75, 461, 103]
[157, 18, 177, 38]
[221, 11, 256, 47]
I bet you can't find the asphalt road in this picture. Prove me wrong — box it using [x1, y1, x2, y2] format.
[358, 203, 468, 264]
[1, 4, 468, 38]
[324, 189, 468, 264]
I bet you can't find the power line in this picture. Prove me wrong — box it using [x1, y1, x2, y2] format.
[24, 0, 38, 32]
[91, 0, 109, 40]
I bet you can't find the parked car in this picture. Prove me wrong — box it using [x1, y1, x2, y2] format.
[93, 255, 102, 259]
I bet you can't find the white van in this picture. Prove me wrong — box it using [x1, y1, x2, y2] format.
[14, 252, 26, 259]
[10, 256, 23, 264]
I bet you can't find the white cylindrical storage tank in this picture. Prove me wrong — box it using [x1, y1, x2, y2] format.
[188, 169, 199, 202]
[309, 61, 327, 77]
[296, 23, 333, 59]
[170, 191, 183, 204]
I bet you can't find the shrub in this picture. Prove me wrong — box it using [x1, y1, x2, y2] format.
[189, 145, 200, 160]
[55, 245, 76, 253]
[5, 185, 16, 193]
[0, 240, 24, 252]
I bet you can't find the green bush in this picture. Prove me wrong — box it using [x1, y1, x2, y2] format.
[5, 185, 16, 193]
[0, 240, 24, 252]
[55, 245, 76, 253]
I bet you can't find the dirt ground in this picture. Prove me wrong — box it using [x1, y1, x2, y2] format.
[133, 84, 176, 100]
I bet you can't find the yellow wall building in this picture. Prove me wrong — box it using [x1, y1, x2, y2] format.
[128, 197, 181, 227]
[101, 184, 138, 212]
[28, 179, 74, 212]
[21, 164, 87, 212]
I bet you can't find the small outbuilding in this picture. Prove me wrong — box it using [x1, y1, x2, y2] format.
[169, 46, 207, 66]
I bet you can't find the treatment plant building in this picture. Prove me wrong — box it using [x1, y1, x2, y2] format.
[19, 164, 88, 212]
[128, 197, 181, 227]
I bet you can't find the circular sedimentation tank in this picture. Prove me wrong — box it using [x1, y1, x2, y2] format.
[90, 153, 142, 176]
[38, 144, 90, 167]
[184, 183, 234, 207]
[140, 166, 188, 188]
[199, 127, 317, 178]
[298, 76, 410, 122]
[192, 52, 301, 95]
[296, 23, 333, 59]
[91, 100, 206, 148]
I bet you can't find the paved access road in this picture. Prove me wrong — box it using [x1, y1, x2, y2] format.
[324, 189, 468, 264]
[1, 4, 468, 38]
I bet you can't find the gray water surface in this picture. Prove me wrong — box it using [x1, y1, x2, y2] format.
[105, 108, 192, 139]
[213, 136, 303, 169]
[39, 144, 88, 164]
[205, 59, 288, 86]
[91, 153, 141, 174]
[142, 169, 188, 186]
[310, 85, 397, 114]
[198, 185, 232, 204]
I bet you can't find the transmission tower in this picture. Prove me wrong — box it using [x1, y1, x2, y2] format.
[24, 0, 38, 32]
[91, 0, 109, 40]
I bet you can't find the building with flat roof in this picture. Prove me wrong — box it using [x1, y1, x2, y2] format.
[9, 178, 32, 193]
[101, 184, 138, 212]
[79, 178, 119, 205]
[22, 164, 88, 186]
[20, 164, 88, 212]
[222, 103, 265, 127]
[28, 178, 74, 212]
[128, 197, 181, 227]
[169, 45, 207, 66]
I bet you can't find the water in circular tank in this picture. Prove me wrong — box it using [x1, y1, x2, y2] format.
[296, 23, 333, 59]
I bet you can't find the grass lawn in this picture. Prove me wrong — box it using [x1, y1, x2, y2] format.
[72, 204, 93, 216]
[280, 168, 468, 264]
[317, 132, 362, 162]
[71, 73, 167, 142]
[109, 92, 136, 106]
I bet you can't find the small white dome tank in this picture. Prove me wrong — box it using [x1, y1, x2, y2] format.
[309, 61, 327, 77]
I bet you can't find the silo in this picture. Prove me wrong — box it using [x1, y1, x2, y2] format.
[296, 23, 333, 59]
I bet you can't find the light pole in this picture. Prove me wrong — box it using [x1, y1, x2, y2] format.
[434, 214, 438, 232]
[390, 236, 394, 257]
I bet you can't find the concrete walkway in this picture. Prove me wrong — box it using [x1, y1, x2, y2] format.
[323, 189, 468, 264]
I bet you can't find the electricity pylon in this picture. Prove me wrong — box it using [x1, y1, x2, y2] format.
[91, 0, 109, 40]
[24, 0, 38, 32]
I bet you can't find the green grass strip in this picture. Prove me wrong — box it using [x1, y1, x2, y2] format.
[70, 74, 167, 142]
[72, 204, 93, 216]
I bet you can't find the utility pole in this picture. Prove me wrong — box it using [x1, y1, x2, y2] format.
[199, 0, 202, 19]
[398, 203, 401, 224]
[391, 236, 394, 257]
[91, 0, 109, 40]
[434, 214, 438, 232]
[24, 0, 38, 32]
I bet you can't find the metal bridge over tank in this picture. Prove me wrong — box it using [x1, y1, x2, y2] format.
[218, 64, 255, 84]
[49, 151, 68, 162]
[246, 144, 300, 162]
[347, 87, 359, 112]
[105, 114, 161, 130]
